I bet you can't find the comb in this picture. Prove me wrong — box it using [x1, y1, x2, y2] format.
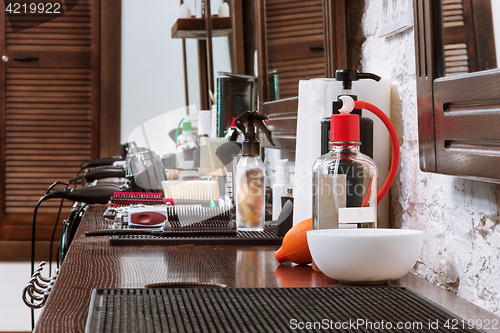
[166, 206, 233, 230]
[110, 192, 163, 207]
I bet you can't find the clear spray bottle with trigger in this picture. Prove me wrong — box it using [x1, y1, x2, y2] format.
[234, 111, 275, 231]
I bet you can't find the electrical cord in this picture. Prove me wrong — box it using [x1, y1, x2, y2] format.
[33, 176, 78, 329]
[33, 184, 122, 276]
[56, 240, 61, 268]
[46, 181, 68, 193]
[30, 189, 69, 330]
[59, 203, 87, 263]
[32, 157, 124, 329]
[47, 174, 83, 274]
[76, 162, 89, 176]
[48, 196, 65, 273]
[68, 175, 85, 185]
[49, 169, 118, 271]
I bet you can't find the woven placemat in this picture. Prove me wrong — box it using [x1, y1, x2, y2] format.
[86, 287, 483, 333]
[109, 224, 283, 246]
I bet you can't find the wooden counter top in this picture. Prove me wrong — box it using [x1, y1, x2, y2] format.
[34, 205, 500, 332]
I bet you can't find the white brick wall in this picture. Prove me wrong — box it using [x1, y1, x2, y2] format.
[362, 0, 500, 315]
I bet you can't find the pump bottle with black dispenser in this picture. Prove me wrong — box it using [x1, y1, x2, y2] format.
[313, 95, 400, 231]
[320, 69, 382, 157]
[234, 111, 275, 231]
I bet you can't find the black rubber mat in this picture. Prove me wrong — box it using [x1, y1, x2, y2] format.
[86, 287, 484, 333]
[109, 224, 282, 246]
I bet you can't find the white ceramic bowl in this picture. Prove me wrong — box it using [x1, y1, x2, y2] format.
[307, 229, 424, 284]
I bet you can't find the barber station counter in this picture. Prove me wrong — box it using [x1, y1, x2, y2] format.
[33, 205, 500, 332]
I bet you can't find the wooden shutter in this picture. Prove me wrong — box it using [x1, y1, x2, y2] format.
[266, 0, 325, 99]
[0, 0, 100, 240]
[442, 0, 496, 76]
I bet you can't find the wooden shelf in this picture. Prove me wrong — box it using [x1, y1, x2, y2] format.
[171, 17, 232, 39]
[261, 97, 299, 151]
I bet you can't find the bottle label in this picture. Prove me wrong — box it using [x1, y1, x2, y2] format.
[338, 207, 375, 224]
[236, 166, 265, 229]
[317, 174, 346, 229]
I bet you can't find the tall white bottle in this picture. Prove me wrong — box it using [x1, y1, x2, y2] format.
[176, 120, 197, 169]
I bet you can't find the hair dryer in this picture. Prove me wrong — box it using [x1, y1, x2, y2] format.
[79, 142, 139, 172]
[46, 184, 122, 204]
[83, 165, 126, 182]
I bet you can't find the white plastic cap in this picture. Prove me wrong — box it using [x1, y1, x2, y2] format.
[338, 95, 355, 114]
[218, 2, 230, 17]
[179, 4, 191, 18]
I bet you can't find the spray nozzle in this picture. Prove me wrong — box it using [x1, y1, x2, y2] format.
[235, 111, 275, 156]
[335, 69, 381, 90]
[235, 111, 275, 146]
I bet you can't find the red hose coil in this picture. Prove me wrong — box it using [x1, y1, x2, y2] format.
[355, 101, 400, 204]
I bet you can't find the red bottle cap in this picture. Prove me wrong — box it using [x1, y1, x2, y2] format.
[330, 113, 360, 142]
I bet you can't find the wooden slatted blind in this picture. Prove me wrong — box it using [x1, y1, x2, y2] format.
[442, 0, 496, 76]
[442, 0, 468, 76]
[1, 0, 98, 239]
[266, 0, 325, 98]
[5, 68, 92, 213]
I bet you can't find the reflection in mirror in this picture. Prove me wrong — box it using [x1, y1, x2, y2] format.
[264, 0, 326, 100]
[268, 69, 280, 101]
[181, 0, 232, 111]
[184, 37, 232, 111]
[442, 0, 497, 76]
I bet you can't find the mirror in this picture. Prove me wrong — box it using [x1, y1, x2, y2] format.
[181, 0, 236, 111]
[259, 0, 349, 151]
[121, 0, 348, 155]
[184, 29, 232, 110]
[441, 0, 497, 77]
[177, 0, 310, 110]
[263, 0, 326, 100]
[415, 0, 500, 182]
[181, 0, 336, 150]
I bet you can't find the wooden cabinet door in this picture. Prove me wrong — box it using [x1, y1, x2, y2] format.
[0, 0, 101, 240]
